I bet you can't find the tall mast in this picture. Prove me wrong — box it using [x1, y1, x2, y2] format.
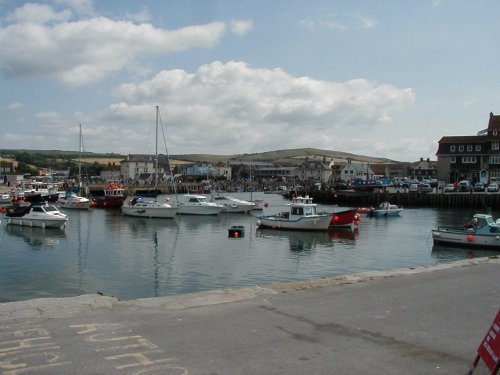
[155, 106, 159, 191]
[79, 124, 82, 189]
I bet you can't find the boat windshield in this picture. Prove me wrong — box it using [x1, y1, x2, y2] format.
[44, 205, 60, 212]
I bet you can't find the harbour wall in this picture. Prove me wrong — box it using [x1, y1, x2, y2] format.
[85, 184, 500, 209]
[306, 190, 500, 209]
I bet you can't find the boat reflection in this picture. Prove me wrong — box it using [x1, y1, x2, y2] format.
[431, 243, 500, 261]
[256, 228, 332, 252]
[328, 227, 359, 241]
[5, 225, 66, 249]
[124, 216, 179, 238]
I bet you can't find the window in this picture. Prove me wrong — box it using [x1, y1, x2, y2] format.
[451, 157, 456, 163]
[459, 145, 464, 152]
[476, 145, 481, 151]
[493, 141, 499, 150]
[490, 156, 500, 164]
[467, 145, 473, 152]
[462, 156, 476, 164]
[450, 145, 456, 152]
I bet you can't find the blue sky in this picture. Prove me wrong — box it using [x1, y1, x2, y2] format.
[1, 0, 499, 162]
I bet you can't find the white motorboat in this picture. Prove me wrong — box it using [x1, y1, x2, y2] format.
[368, 201, 403, 217]
[178, 194, 223, 215]
[122, 196, 179, 218]
[211, 194, 255, 213]
[432, 213, 500, 248]
[4, 202, 68, 229]
[58, 191, 91, 209]
[256, 195, 332, 231]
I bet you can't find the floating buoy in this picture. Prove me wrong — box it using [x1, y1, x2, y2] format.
[228, 225, 244, 238]
[264, 202, 269, 208]
[467, 234, 475, 242]
[354, 220, 359, 226]
[333, 215, 340, 222]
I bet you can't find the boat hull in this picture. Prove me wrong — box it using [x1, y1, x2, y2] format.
[256, 214, 332, 231]
[122, 204, 178, 218]
[6, 217, 67, 228]
[179, 206, 222, 215]
[369, 209, 403, 217]
[329, 209, 358, 228]
[220, 204, 254, 213]
[432, 229, 500, 248]
[91, 197, 125, 208]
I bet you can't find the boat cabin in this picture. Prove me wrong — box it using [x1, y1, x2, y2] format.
[289, 195, 318, 218]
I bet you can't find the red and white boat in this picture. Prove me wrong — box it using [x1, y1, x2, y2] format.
[91, 183, 126, 208]
[329, 208, 360, 229]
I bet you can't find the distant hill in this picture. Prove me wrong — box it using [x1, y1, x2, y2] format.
[1, 148, 401, 166]
[171, 148, 399, 166]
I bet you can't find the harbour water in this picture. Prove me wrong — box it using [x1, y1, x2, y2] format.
[1, 192, 499, 303]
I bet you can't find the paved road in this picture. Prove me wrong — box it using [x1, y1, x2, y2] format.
[1, 257, 499, 375]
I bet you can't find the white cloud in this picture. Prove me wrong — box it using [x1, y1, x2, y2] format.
[102, 61, 414, 155]
[7, 102, 23, 111]
[6, 3, 73, 24]
[55, 0, 95, 16]
[2, 61, 415, 157]
[298, 13, 377, 31]
[126, 7, 151, 23]
[230, 20, 253, 36]
[0, 10, 227, 86]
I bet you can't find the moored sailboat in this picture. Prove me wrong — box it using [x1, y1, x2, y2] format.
[122, 106, 179, 218]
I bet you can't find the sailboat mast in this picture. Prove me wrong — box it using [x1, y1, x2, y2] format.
[155, 106, 159, 191]
[78, 124, 82, 189]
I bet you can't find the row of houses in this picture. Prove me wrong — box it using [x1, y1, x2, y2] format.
[2, 111, 499, 187]
[118, 110, 500, 186]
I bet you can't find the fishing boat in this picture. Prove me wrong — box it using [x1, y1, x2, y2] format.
[178, 194, 223, 215]
[329, 208, 360, 228]
[211, 194, 255, 213]
[368, 201, 403, 217]
[91, 183, 126, 208]
[256, 195, 332, 231]
[22, 181, 60, 203]
[431, 213, 500, 248]
[122, 106, 179, 218]
[4, 202, 68, 229]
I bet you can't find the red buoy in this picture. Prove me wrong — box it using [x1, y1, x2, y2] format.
[467, 234, 475, 242]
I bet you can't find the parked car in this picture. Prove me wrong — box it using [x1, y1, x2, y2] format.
[474, 182, 486, 192]
[444, 183, 456, 193]
[409, 183, 419, 192]
[487, 182, 499, 192]
[459, 180, 473, 192]
[419, 183, 433, 193]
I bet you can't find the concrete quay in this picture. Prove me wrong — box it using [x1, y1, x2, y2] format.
[1, 257, 499, 375]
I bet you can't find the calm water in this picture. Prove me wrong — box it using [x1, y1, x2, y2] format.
[1, 192, 498, 302]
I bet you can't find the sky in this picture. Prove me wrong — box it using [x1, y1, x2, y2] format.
[1, 0, 500, 162]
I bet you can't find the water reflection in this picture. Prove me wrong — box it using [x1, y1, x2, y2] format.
[3, 193, 500, 302]
[431, 243, 500, 261]
[256, 228, 332, 252]
[5, 225, 66, 249]
[329, 228, 359, 241]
